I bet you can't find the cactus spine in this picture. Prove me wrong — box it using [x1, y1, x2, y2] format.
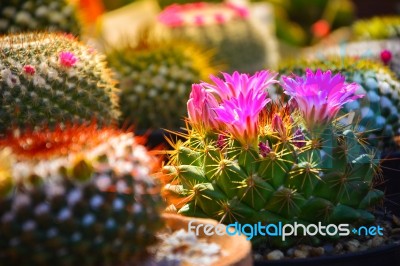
[0, 0, 81, 36]
[107, 36, 215, 130]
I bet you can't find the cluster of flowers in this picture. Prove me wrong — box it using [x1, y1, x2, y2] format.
[187, 69, 363, 146]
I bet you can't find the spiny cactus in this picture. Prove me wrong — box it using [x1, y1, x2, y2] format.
[352, 16, 400, 41]
[0, 32, 119, 133]
[157, 2, 267, 73]
[161, 70, 383, 247]
[277, 58, 400, 150]
[107, 36, 215, 130]
[0, 0, 81, 36]
[0, 123, 164, 265]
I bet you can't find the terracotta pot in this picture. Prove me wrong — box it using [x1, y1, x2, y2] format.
[161, 213, 253, 266]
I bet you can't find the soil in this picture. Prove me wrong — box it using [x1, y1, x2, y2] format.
[252, 208, 400, 262]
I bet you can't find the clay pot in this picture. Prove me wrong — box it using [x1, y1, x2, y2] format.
[162, 213, 253, 266]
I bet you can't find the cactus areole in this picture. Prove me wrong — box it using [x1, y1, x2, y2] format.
[162, 70, 384, 247]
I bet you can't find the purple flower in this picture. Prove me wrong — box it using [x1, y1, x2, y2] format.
[281, 69, 363, 131]
[259, 140, 271, 157]
[293, 128, 305, 148]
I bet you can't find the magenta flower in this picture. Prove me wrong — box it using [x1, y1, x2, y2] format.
[281, 69, 363, 131]
[214, 87, 270, 146]
[187, 84, 219, 130]
[188, 71, 276, 145]
[201, 70, 278, 101]
[59, 51, 78, 68]
[23, 65, 36, 75]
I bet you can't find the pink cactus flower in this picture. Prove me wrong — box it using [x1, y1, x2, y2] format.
[59, 51, 78, 68]
[194, 15, 205, 26]
[281, 69, 363, 131]
[214, 87, 270, 146]
[271, 114, 285, 136]
[189, 71, 277, 145]
[214, 13, 225, 24]
[202, 70, 278, 101]
[23, 65, 36, 75]
[187, 84, 219, 130]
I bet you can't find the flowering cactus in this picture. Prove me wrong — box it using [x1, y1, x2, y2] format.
[277, 57, 400, 150]
[162, 70, 383, 247]
[0, 124, 164, 265]
[157, 2, 267, 73]
[0, 32, 119, 133]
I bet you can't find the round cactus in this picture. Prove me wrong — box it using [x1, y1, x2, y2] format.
[0, 124, 164, 265]
[107, 37, 216, 130]
[157, 2, 267, 73]
[161, 70, 383, 247]
[277, 58, 400, 150]
[0, 32, 119, 133]
[0, 0, 81, 36]
[352, 16, 400, 41]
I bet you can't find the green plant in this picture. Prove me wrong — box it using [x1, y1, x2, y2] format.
[0, 32, 119, 133]
[107, 36, 215, 130]
[0, 124, 164, 265]
[277, 57, 400, 150]
[157, 2, 267, 73]
[0, 0, 81, 35]
[161, 70, 383, 247]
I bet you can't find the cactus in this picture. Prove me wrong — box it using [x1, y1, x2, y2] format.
[157, 2, 267, 73]
[107, 36, 215, 130]
[161, 70, 383, 247]
[0, 32, 119, 133]
[0, 123, 164, 265]
[352, 16, 400, 41]
[276, 57, 400, 151]
[0, 0, 81, 36]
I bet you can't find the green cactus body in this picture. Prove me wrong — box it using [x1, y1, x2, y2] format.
[276, 58, 400, 150]
[0, 124, 164, 265]
[162, 70, 383, 247]
[0, 33, 119, 133]
[0, 0, 81, 35]
[157, 2, 267, 73]
[107, 39, 215, 130]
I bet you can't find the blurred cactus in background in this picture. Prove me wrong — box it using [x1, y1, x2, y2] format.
[107, 33, 216, 131]
[352, 16, 400, 41]
[0, 32, 119, 133]
[161, 70, 383, 247]
[0, 124, 164, 265]
[277, 58, 400, 151]
[264, 0, 354, 47]
[0, 0, 81, 36]
[157, 2, 267, 73]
